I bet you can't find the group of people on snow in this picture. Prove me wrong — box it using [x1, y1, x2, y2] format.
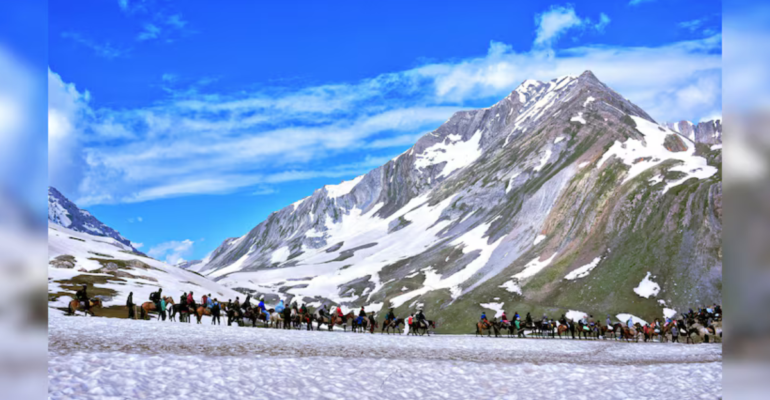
[477, 303, 722, 341]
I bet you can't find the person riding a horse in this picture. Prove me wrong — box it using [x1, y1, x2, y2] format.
[357, 306, 366, 325]
[180, 292, 187, 307]
[336, 305, 344, 319]
[416, 307, 427, 328]
[150, 288, 163, 311]
[257, 295, 267, 312]
[75, 284, 89, 312]
[206, 294, 213, 309]
[480, 312, 488, 323]
[187, 291, 195, 309]
[300, 303, 308, 315]
[501, 311, 508, 324]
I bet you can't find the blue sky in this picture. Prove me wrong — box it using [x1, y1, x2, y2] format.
[48, 0, 722, 264]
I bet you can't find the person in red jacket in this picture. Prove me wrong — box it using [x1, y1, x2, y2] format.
[187, 291, 196, 308]
[336, 306, 344, 321]
[201, 293, 208, 307]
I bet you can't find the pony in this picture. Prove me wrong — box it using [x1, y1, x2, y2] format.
[557, 321, 575, 339]
[381, 318, 405, 334]
[139, 296, 174, 320]
[412, 319, 435, 336]
[67, 297, 103, 316]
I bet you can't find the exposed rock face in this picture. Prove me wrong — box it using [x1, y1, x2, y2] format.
[48, 187, 143, 254]
[664, 119, 722, 145]
[193, 71, 722, 333]
[664, 134, 688, 152]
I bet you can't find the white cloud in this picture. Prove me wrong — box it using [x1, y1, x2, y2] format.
[53, 5, 721, 206]
[166, 14, 187, 29]
[48, 69, 88, 196]
[60, 32, 129, 59]
[147, 239, 194, 265]
[629, 0, 655, 6]
[118, 0, 128, 12]
[137, 24, 161, 41]
[534, 5, 585, 48]
[595, 13, 611, 33]
[679, 18, 707, 32]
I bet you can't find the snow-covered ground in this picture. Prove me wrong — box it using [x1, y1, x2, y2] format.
[49, 310, 722, 399]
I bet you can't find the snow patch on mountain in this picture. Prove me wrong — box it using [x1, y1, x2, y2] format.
[480, 302, 505, 318]
[599, 116, 718, 193]
[414, 130, 483, 179]
[325, 176, 364, 198]
[564, 257, 602, 280]
[570, 113, 586, 124]
[616, 313, 648, 326]
[533, 149, 552, 172]
[565, 310, 588, 322]
[499, 279, 522, 295]
[513, 253, 558, 280]
[633, 272, 661, 298]
[270, 246, 291, 264]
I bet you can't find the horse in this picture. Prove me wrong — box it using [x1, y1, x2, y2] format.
[269, 311, 283, 329]
[476, 320, 493, 337]
[557, 322, 575, 339]
[298, 311, 313, 331]
[577, 321, 594, 340]
[139, 296, 174, 320]
[329, 311, 355, 331]
[413, 319, 435, 336]
[532, 320, 554, 338]
[382, 318, 405, 334]
[352, 315, 368, 333]
[192, 305, 215, 324]
[614, 323, 641, 342]
[168, 302, 191, 323]
[67, 298, 103, 316]
[498, 320, 516, 338]
[227, 306, 245, 326]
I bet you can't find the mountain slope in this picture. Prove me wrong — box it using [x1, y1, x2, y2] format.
[194, 71, 722, 332]
[48, 188, 242, 315]
[48, 186, 143, 254]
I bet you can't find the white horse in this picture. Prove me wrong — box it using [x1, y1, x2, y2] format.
[269, 312, 283, 329]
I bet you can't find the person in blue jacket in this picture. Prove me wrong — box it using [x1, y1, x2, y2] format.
[258, 295, 267, 311]
[481, 312, 488, 322]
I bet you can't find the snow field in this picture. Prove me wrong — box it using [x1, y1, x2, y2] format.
[48, 311, 722, 400]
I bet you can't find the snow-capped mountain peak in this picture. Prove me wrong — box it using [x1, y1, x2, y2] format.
[48, 187, 142, 254]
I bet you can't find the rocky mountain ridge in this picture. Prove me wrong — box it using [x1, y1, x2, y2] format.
[189, 71, 722, 332]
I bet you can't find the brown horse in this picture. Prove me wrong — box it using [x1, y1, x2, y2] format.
[139, 296, 174, 320]
[329, 311, 355, 331]
[614, 323, 641, 342]
[68, 298, 103, 316]
[193, 305, 212, 324]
